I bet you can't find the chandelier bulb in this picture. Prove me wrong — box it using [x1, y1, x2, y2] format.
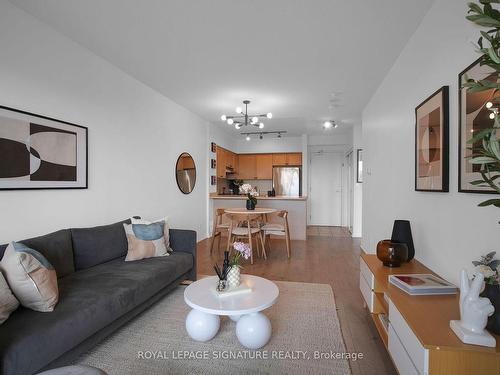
[235, 124, 241, 129]
[266, 112, 273, 119]
[235, 106, 242, 114]
[246, 135, 251, 141]
[251, 116, 258, 124]
[486, 101, 493, 109]
[489, 112, 495, 119]
[227, 118, 234, 125]
[221, 115, 227, 121]
[259, 122, 265, 129]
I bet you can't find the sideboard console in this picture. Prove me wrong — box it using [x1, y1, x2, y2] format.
[360, 253, 500, 374]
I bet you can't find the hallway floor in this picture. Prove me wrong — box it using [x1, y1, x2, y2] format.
[197, 226, 396, 375]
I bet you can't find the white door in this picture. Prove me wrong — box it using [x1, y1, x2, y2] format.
[309, 151, 343, 226]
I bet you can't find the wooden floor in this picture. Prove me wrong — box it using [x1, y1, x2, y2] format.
[197, 226, 396, 375]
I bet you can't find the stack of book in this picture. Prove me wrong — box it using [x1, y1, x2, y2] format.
[389, 274, 457, 295]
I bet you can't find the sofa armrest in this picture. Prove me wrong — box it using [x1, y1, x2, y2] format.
[169, 229, 197, 281]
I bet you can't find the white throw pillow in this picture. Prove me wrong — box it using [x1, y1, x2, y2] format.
[131, 216, 172, 251]
[0, 242, 58, 312]
[0, 271, 19, 324]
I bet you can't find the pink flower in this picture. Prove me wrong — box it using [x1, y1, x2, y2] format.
[233, 241, 251, 260]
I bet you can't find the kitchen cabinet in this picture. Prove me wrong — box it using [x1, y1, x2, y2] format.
[256, 154, 273, 179]
[272, 153, 287, 166]
[216, 147, 226, 178]
[286, 153, 302, 165]
[237, 154, 257, 179]
[272, 153, 302, 166]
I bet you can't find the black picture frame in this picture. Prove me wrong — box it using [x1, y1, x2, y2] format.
[211, 142, 216, 153]
[458, 58, 499, 194]
[356, 149, 363, 183]
[0, 105, 88, 190]
[414, 86, 449, 192]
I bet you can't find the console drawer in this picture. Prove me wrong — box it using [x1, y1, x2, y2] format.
[388, 324, 420, 375]
[360, 257, 375, 289]
[359, 272, 374, 311]
[389, 299, 428, 374]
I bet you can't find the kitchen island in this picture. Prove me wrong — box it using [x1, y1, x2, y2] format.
[209, 194, 307, 240]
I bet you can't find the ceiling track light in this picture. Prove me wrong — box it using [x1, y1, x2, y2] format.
[220, 100, 272, 130]
[240, 130, 287, 141]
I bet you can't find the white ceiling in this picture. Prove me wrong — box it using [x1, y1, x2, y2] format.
[10, 0, 434, 136]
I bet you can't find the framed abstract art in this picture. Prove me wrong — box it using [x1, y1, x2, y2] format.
[459, 58, 500, 194]
[415, 86, 449, 192]
[0, 106, 88, 190]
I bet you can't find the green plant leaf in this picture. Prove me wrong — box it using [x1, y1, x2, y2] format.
[470, 156, 497, 163]
[478, 198, 500, 206]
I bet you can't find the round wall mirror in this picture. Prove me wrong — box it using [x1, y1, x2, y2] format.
[175, 152, 196, 194]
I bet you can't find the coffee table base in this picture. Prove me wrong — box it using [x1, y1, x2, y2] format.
[186, 310, 272, 349]
[185, 309, 220, 342]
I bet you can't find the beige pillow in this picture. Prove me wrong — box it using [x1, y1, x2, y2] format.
[131, 216, 172, 251]
[0, 271, 19, 324]
[123, 221, 170, 262]
[0, 242, 58, 312]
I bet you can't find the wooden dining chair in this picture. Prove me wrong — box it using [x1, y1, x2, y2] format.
[261, 210, 291, 258]
[226, 213, 266, 264]
[209, 208, 230, 254]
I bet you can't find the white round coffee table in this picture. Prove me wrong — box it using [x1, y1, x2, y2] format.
[184, 275, 279, 349]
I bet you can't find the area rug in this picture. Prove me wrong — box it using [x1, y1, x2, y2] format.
[75, 281, 352, 375]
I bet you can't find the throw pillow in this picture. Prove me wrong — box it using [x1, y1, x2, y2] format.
[0, 242, 59, 312]
[123, 221, 170, 261]
[0, 271, 19, 324]
[131, 216, 172, 251]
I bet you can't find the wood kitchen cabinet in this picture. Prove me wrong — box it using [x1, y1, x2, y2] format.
[237, 154, 257, 179]
[256, 154, 273, 179]
[216, 146, 226, 178]
[272, 153, 302, 166]
[286, 153, 302, 165]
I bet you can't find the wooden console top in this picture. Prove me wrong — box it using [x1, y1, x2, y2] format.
[361, 253, 500, 353]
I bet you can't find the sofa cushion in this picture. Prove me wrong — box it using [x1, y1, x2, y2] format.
[71, 219, 132, 270]
[0, 252, 193, 375]
[123, 222, 169, 261]
[0, 272, 19, 325]
[0, 229, 74, 278]
[0, 242, 59, 312]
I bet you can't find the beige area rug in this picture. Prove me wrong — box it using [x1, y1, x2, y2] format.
[75, 281, 352, 375]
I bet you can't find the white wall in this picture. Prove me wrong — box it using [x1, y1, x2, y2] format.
[234, 135, 302, 154]
[0, 1, 209, 243]
[362, 0, 499, 285]
[352, 123, 363, 238]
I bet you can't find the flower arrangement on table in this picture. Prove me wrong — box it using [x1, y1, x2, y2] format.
[473, 251, 500, 285]
[239, 183, 259, 210]
[472, 251, 500, 335]
[227, 242, 251, 288]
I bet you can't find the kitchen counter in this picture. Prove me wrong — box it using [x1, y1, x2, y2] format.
[209, 194, 307, 240]
[210, 194, 307, 201]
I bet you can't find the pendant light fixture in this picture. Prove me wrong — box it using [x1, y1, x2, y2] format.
[221, 100, 272, 130]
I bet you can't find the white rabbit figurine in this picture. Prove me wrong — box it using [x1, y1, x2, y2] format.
[450, 269, 496, 347]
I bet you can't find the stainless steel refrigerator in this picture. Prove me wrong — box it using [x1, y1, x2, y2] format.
[272, 167, 302, 196]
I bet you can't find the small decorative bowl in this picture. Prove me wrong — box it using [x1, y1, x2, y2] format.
[376, 240, 408, 267]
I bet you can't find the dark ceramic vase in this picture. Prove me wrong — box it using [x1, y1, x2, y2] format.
[246, 199, 255, 210]
[376, 240, 408, 267]
[391, 220, 415, 261]
[480, 283, 500, 335]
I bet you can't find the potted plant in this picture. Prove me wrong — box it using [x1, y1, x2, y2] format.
[229, 179, 243, 195]
[240, 183, 258, 210]
[227, 242, 251, 288]
[464, 1, 500, 208]
[473, 252, 500, 334]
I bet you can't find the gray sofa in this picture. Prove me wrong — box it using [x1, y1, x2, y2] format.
[0, 218, 197, 375]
